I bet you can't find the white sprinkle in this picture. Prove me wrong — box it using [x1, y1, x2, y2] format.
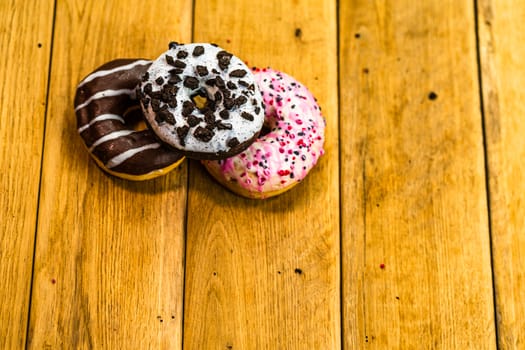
[75, 89, 136, 111]
[105, 143, 161, 168]
[78, 113, 125, 133]
[77, 60, 151, 88]
[88, 129, 135, 152]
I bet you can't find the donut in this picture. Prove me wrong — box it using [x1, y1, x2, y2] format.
[202, 68, 326, 199]
[74, 59, 185, 180]
[137, 42, 265, 160]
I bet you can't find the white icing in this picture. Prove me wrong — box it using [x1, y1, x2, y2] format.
[105, 142, 161, 168]
[139, 43, 264, 155]
[78, 113, 125, 133]
[74, 89, 135, 111]
[88, 129, 135, 152]
[78, 60, 151, 88]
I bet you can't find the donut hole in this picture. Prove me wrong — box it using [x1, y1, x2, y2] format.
[124, 106, 148, 131]
[259, 106, 279, 137]
[192, 94, 208, 110]
[132, 119, 148, 131]
[191, 88, 213, 111]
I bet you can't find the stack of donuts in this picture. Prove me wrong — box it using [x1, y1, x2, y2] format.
[74, 42, 325, 199]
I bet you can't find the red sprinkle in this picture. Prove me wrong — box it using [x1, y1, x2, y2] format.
[279, 148, 285, 153]
[380, 263, 385, 269]
[278, 170, 290, 176]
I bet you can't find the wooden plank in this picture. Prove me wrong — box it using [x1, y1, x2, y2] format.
[339, 1, 496, 348]
[27, 1, 192, 348]
[183, 0, 339, 348]
[0, 1, 54, 348]
[478, 1, 525, 348]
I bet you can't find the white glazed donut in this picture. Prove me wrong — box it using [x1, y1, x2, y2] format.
[202, 68, 325, 198]
[137, 43, 265, 160]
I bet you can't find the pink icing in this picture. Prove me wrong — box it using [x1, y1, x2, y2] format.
[202, 68, 325, 196]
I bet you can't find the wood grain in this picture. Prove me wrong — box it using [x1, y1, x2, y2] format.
[478, 1, 525, 348]
[7, 0, 525, 348]
[26, 1, 192, 348]
[183, 0, 339, 348]
[0, 0, 54, 348]
[339, 1, 496, 348]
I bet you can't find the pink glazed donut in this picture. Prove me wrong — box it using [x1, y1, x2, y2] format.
[202, 68, 325, 198]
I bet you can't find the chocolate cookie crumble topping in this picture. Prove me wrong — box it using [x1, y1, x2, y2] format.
[194, 126, 214, 142]
[227, 137, 240, 148]
[241, 112, 254, 121]
[187, 115, 201, 127]
[177, 50, 188, 59]
[176, 125, 190, 145]
[219, 110, 230, 119]
[192, 45, 205, 56]
[230, 69, 247, 78]
[217, 51, 233, 70]
[183, 76, 199, 89]
[196, 65, 208, 76]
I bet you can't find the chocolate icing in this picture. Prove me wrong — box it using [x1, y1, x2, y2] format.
[74, 59, 184, 178]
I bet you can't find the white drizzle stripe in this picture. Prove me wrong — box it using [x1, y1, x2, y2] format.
[105, 143, 161, 169]
[77, 60, 151, 88]
[77, 114, 125, 133]
[75, 89, 135, 111]
[88, 130, 135, 152]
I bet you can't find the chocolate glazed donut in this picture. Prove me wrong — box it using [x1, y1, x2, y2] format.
[74, 59, 185, 180]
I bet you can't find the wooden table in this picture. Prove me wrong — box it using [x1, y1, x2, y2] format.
[2, 0, 523, 348]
